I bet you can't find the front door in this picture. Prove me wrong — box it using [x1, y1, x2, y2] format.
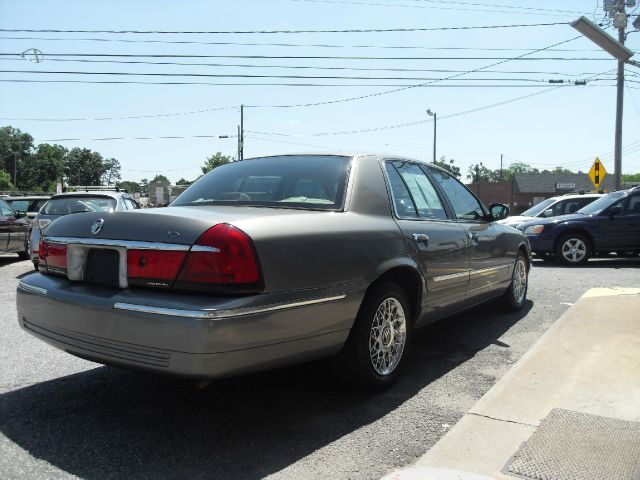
[597, 193, 640, 250]
[426, 167, 511, 299]
[384, 161, 469, 322]
[0, 199, 16, 251]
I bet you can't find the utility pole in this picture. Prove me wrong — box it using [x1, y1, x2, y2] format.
[13, 151, 18, 189]
[500, 153, 503, 181]
[239, 104, 244, 160]
[613, 0, 626, 190]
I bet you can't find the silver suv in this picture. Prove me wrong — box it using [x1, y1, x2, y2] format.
[499, 193, 603, 228]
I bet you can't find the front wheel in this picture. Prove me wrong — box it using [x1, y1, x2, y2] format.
[555, 233, 591, 266]
[496, 252, 528, 312]
[336, 281, 412, 390]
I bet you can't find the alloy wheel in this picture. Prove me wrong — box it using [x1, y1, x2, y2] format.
[561, 238, 587, 263]
[368, 297, 407, 376]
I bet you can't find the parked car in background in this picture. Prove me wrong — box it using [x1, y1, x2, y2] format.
[18, 153, 531, 389]
[519, 186, 640, 265]
[5, 195, 50, 226]
[499, 193, 602, 229]
[30, 190, 140, 269]
[0, 197, 30, 259]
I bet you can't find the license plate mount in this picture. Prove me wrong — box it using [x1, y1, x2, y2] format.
[84, 248, 120, 287]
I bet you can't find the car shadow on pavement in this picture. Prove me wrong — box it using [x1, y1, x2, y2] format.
[0, 256, 24, 268]
[0, 301, 532, 480]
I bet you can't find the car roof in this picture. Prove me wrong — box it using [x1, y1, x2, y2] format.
[50, 191, 123, 200]
[5, 195, 51, 200]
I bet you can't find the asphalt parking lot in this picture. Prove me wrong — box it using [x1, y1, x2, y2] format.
[1, 255, 639, 480]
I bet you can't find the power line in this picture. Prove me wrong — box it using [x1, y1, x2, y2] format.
[0, 35, 606, 52]
[38, 134, 237, 142]
[294, 0, 586, 17]
[407, 0, 587, 15]
[0, 57, 610, 76]
[0, 52, 612, 60]
[0, 69, 587, 82]
[0, 23, 568, 34]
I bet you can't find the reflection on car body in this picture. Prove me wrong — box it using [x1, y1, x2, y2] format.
[17, 153, 531, 389]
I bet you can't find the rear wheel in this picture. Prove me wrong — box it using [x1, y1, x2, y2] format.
[496, 252, 528, 311]
[18, 237, 30, 260]
[337, 281, 411, 390]
[555, 233, 591, 266]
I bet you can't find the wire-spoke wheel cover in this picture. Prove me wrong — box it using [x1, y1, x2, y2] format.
[368, 297, 407, 376]
[512, 257, 527, 304]
[561, 238, 587, 263]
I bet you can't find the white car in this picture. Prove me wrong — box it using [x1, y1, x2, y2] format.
[499, 193, 602, 229]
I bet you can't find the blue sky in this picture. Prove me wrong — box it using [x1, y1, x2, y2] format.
[1, 0, 639, 183]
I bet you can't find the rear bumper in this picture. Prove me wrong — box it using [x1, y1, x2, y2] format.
[17, 274, 362, 378]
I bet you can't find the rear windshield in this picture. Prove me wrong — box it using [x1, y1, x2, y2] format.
[41, 196, 117, 215]
[173, 155, 352, 210]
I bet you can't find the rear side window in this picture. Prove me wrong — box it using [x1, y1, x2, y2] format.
[385, 161, 447, 220]
[173, 155, 351, 210]
[429, 168, 485, 221]
[42, 196, 117, 215]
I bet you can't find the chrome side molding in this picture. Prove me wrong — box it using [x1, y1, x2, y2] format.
[17, 282, 47, 296]
[113, 294, 348, 320]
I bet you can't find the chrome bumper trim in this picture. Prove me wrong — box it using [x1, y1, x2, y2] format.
[469, 263, 513, 276]
[44, 236, 191, 251]
[113, 294, 348, 320]
[17, 282, 48, 296]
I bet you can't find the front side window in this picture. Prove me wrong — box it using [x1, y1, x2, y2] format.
[173, 155, 351, 211]
[386, 161, 447, 220]
[429, 168, 485, 221]
[618, 194, 640, 216]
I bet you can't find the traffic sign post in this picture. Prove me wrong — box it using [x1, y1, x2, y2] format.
[589, 157, 607, 190]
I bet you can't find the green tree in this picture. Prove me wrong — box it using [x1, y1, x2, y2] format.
[467, 162, 496, 182]
[0, 126, 33, 173]
[19, 143, 66, 192]
[65, 148, 108, 186]
[101, 158, 121, 185]
[118, 180, 141, 193]
[139, 178, 149, 193]
[176, 177, 191, 185]
[150, 174, 169, 183]
[201, 152, 232, 174]
[622, 173, 640, 183]
[551, 166, 574, 174]
[433, 156, 461, 179]
[0, 170, 14, 190]
[507, 162, 539, 175]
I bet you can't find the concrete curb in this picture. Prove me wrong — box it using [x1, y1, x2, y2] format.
[388, 288, 640, 479]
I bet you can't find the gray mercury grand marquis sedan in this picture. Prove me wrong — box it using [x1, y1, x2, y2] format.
[17, 153, 531, 389]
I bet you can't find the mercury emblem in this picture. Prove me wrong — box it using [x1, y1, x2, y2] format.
[91, 218, 105, 235]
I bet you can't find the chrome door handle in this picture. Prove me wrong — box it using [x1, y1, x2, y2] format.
[467, 232, 479, 241]
[412, 233, 429, 244]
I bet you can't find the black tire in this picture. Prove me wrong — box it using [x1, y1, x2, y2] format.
[496, 252, 528, 312]
[336, 281, 412, 390]
[554, 232, 591, 266]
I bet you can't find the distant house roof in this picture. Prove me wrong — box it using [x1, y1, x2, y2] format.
[514, 173, 615, 194]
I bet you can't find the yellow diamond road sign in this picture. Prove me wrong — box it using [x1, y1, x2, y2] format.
[589, 157, 606, 190]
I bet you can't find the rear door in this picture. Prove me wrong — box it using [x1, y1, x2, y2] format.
[384, 160, 469, 321]
[426, 167, 512, 300]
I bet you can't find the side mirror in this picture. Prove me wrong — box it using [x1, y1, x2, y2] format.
[608, 204, 622, 217]
[542, 209, 554, 218]
[15, 211, 27, 219]
[489, 203, 509, 220]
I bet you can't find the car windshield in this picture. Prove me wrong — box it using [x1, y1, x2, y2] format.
[41, 196, 117, 215]
[520, 197, 556, 217]
[576, 191, 626, 215]
[173, 155, 352, 210]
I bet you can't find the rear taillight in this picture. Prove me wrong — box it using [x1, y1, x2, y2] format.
[39, 238, 67, 275]
[175, 224, 262, 293]
[126, 250, 186, 289]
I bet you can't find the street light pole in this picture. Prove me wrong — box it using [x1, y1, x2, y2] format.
[427, 109, 436, 163]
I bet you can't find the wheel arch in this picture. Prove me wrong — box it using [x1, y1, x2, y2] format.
[554, 227, 594, 252]
[367, 264, 423, 324]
